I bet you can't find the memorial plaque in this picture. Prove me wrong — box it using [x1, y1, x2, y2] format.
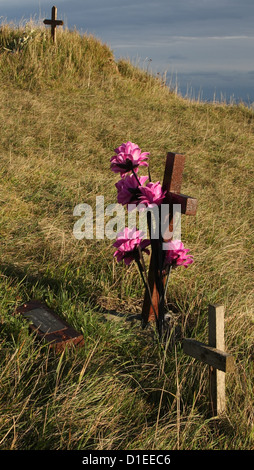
[22, 308, 67, 334]
[15, 300, 84, 351]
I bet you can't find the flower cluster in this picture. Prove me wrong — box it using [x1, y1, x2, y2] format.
[111, 141, 166, 211]
[110, 141, 194, 338]
[138, 181, 166, 208]
[164, 240, 194, 268]
[110, 141, 193, 271]
[110, 141, 149, 176]
[115, 174, 149, 206]
[113, 228, 150, 266]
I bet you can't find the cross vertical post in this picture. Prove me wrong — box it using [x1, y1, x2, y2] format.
[141, 152, 197, 330]
[183, 304, 235, 417]
[51, 6, 57, 44]
[208, 304, 226, 416]
[43, 6, 64, 43]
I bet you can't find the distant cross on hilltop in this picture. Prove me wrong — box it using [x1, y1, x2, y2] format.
[43, 6, 64, 43]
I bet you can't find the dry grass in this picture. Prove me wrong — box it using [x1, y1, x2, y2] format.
[0, 22, 253, 450]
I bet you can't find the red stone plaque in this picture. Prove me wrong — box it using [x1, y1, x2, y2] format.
[15, 300, 84, 352]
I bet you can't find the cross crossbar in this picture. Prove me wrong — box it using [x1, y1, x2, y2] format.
[183, 338, 235, 372]
[164, 192, 197, 216]
[44, 19, 64, 26]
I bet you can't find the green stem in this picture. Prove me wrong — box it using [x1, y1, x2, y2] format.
[131, 168, 141, 186]
[164, 265, 172, 301]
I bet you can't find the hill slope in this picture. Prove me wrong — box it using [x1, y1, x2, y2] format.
[0, 23, 253, 450]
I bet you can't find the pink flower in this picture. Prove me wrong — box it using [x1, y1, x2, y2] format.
[164, 240, 194, 268]
[113, 227, 150, 265]
[115, 174, 148, 206]
[114, 142, 138, 155]
[110, 141, 149, 176]
[138, 181, 166, 208]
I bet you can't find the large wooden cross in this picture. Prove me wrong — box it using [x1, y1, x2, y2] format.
[183, 304, 235, 416]
[141, 152, 198, 327]
[43, 6, 64, 43]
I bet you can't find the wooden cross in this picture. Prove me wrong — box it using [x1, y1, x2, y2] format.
[183, 304, 235, 416]
[43, 6, 64, 43]
[141, 152, 198, 327]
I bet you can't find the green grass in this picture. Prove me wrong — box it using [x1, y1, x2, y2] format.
[0, 22, 253, 450]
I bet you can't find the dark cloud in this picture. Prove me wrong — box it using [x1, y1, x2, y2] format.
[2, 0, 254, 37]
[168, 53, 188, 61]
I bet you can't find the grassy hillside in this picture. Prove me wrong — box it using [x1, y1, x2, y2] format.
[0, 23, 253, 450]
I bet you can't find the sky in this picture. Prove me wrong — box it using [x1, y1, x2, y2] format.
[1, 0, 254, 103]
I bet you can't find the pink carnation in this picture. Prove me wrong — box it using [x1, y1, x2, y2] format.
[110, 141, 149, 177]
[113, 227, 150, 265]
[115, 174, 148, 206]
[138, 181, 166, 208]
[114, 142, 138, 155]
[164, 240, 194, 268]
